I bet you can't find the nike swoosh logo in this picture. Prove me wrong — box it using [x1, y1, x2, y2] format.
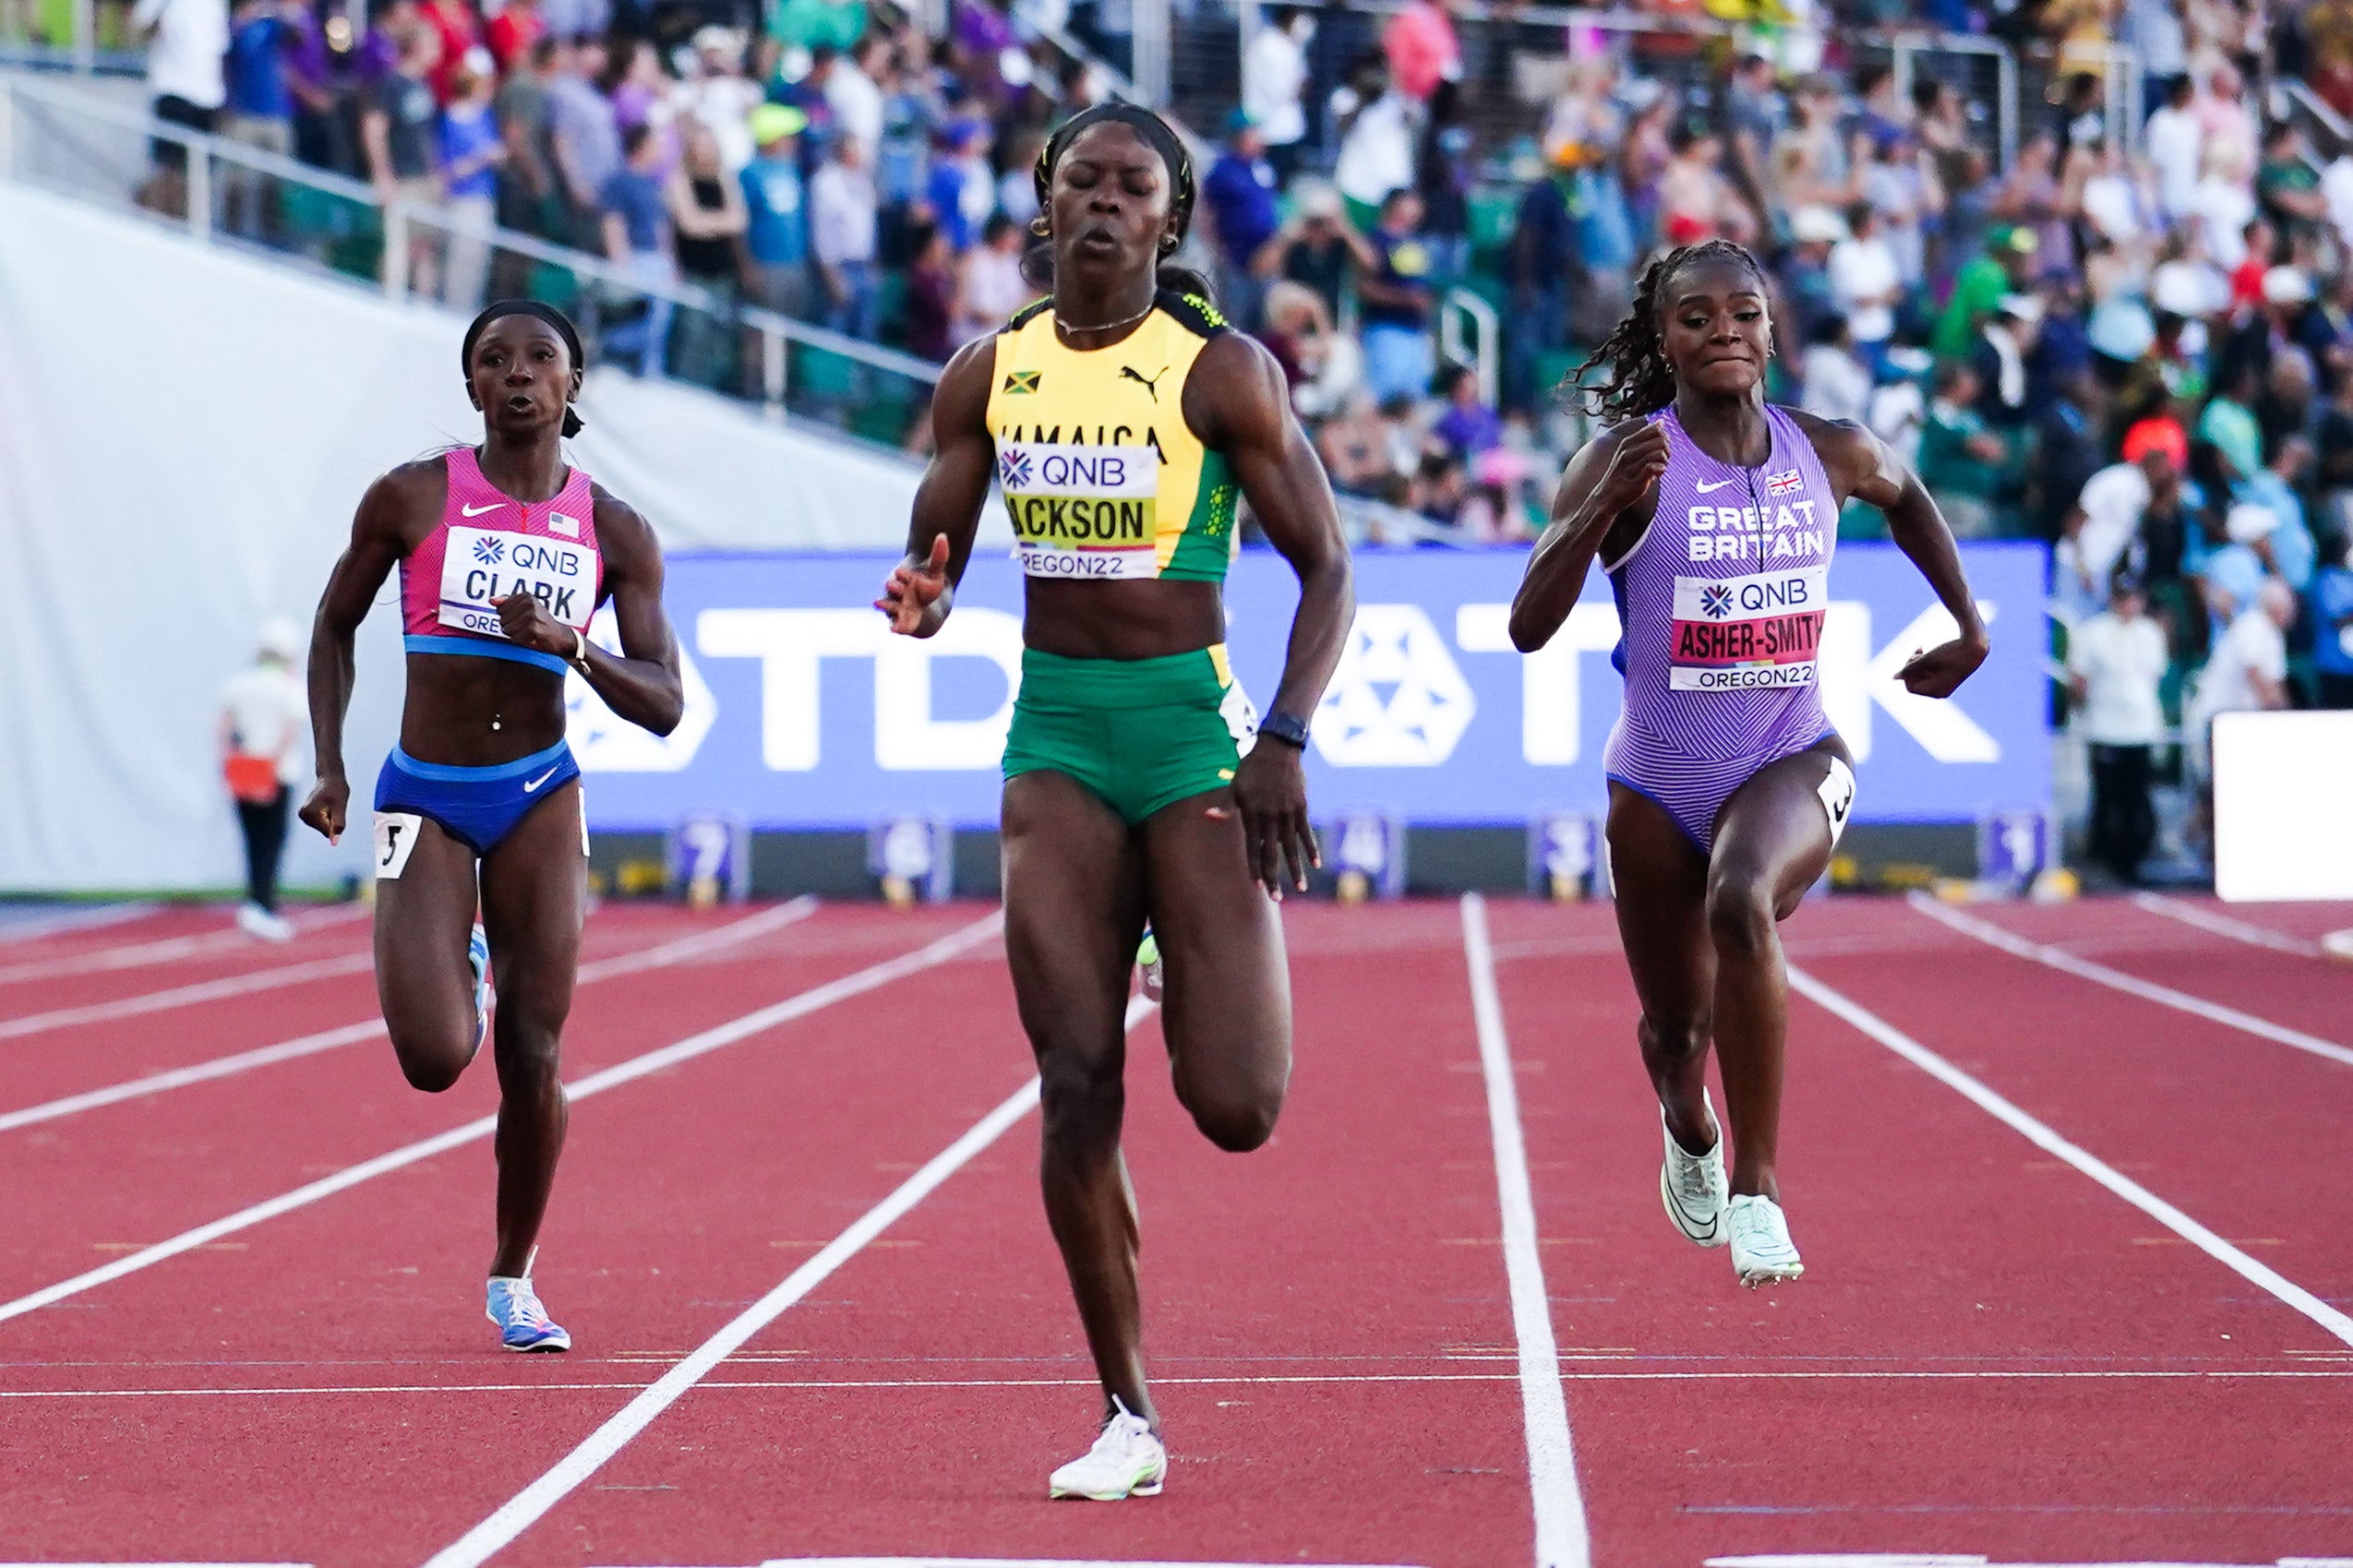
[522, 767, 559, 793]
[1694, 478, 1735, 494]
[462, 503, 505, 517]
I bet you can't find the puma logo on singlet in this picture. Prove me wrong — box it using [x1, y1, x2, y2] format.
[1120, 365, 1170, 402]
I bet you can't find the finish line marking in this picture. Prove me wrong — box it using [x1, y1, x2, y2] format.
[1786, 964, 2353, 1351]
[1461, 893, 1591, 1568]
[419, 996, 1157, 1568]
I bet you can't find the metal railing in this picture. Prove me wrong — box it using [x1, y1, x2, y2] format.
[1440, 284, 1497, 413]
[0, 70, 947, 446]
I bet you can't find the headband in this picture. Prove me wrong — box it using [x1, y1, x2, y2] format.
[1032, 102, 1195, 248]
[462, 299, 587, 438]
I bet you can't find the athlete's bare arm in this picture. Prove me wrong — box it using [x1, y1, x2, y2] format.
[881, 337, 999, 638]
[492, 488, 685, 735]
[300, 461, 442, 844]
[1509, 420, 1666, 652]
[1184, 330, 1354, 894]
[1792, 411, 1988, 699]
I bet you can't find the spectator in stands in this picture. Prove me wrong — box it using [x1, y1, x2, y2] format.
[1915, 362, 2011, 540]
[1771, 74, 1858, 217]
[539, 0, 603, 54]
[1799, 314, 1872, 425]
[1996, 129, 2070, 266]
[364, 26, 445, 296]
[419, 0, 477, 104]
[1416, 82, 1474, 288]
[494, 36, 558, 245]
[548, 35, 621, 249]
[486, 0, 543, 74]
[903, 218, 955, 363]
[1381, 0, 1459, 104]
[669, 124, 750, 386]
[1830, 200, 1902, 377]
[1260, 280, 1362, 421]
[1242, 5, 1313, 179]
[2144, 73, 2203, 224]
[1331, 54, 1415, 230]
[131, 0, 226, 203]
[1432, 364, 1500, 460]
[439, 49, 503, 310]
[1358, 187, 1437, 406]
[824, 34, 886, 159]
[600, 121, 675, 376]
[810, 128, 880, 342]
[2071, 442, 2182, 604]
[2313, 539, 2353, 707]
[681, 28, 763, 174]
[954, 212, 1032, 346]
[1973, 293, 2041, 429]
[1205, 110, 1282, 329]
[1723, 51, 1782, 221]
[1254, 180, 1373, 327]
[2067, 569, 2169, 885]
[923, 116, 993, 254]
[769, 0, 864, 55]
[740, 103, 811, 322]
[1658, 119, 1749, 245]
[1503, 142, 1582, 414]
[2032, 366, 2107, 542]
[220, 0, 297, 239]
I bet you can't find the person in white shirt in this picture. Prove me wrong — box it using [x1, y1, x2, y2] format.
[2066, 572, 2169, 883]
[2185, 577, 2295, 788]
[1243, 6, 1313, 177]
[822, 35, 887, 161]
[219, 617, 309, 940]
[2143, 75, 2202, 221]
[2067, 447, 2178, 594]
[132, 0, 227, 192]
[810, 131, 880, 341]
[1827, 200, 1901, 375]
[679, 27, 764, 174]
[1798, 314, 1872, 425]
[1330, 63, 1416, 216]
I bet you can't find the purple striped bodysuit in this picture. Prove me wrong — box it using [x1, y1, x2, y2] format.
[1602, 404, 1842, 852]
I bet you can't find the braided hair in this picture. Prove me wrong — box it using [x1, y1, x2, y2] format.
[1566, 240, 1771, 423]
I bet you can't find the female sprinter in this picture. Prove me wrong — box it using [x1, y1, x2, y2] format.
[300, 301, 683, 1350]
[877, 103, 1353, 1499]
[1508, 241, 1987, 1287]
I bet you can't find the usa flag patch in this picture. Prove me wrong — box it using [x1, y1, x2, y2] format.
[1765, 468, 1804, 497]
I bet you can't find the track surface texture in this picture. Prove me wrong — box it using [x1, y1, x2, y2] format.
[3, 892, 2348, 1568]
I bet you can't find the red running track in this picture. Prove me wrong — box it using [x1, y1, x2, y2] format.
[4, 894, 2349, 1568]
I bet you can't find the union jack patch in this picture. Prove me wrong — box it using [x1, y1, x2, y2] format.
[1002, 370, 1041, 394]
[1765, 468, 1804, 497]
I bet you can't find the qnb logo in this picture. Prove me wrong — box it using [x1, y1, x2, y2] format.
[1700, 584, 1733, 620]
[474, 536, 506, 566]
[1736, 576, 1816, 612]
[998, 449, 1033, 490]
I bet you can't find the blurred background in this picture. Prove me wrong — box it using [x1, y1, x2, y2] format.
[4, 0, 2349, 904]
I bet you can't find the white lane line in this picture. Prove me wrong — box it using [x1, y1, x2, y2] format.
[1785, 964, 2353, 1350]
[1460, 893, 1591, 1568]
[1908, 893, 2353, 1071]
[0, 902, 820, 1135]
[0, 904, 158, 944]
[0, 905, 372, 987]
[739, 1560, 1424, 1568]
[20, 1367, 2353, 1399]
[0, 912, 1004, 1326]
[420, 992, 1155, 1568]
[0, 951, 377, 1043]
[1708, 1559, 2353, 1568]
[2130, 892, 2327, 959]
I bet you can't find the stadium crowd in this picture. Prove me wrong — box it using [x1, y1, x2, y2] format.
[72, 0, 2353, 869]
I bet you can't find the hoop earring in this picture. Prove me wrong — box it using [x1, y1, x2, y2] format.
[1030, 215, 1051, 238]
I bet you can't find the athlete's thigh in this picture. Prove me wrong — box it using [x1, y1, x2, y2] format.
[1138, 785, 1289, 1101]
[373, 809, 481, 1041]
[478, 782, 588, 1032]
[1606, 781, 1714, 1030]
[1002, 771, 1147, 1070]
[1710, 737, 1850, 921]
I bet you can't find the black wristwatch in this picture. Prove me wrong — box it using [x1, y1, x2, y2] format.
[1258, 711, 1310, 750]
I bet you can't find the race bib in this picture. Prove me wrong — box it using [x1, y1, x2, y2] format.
[438, 525, 597, 638]
[374, 811, 423, 880]
[999, 442, 1161, 580]
[1667, 565, 1828, 692]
